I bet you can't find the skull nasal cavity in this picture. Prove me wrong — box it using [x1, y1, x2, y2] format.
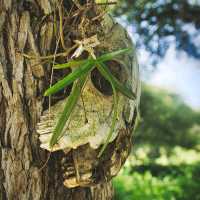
[91, 61, 122, 96]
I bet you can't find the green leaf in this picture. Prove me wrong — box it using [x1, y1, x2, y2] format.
[97, 48, 132, 62]
[97, 61, 119, 157]
[53, 59, 88, 69]
[50, 75, 87, 147]
[96, 61, 136, 100]
[44, 61, 94, 96]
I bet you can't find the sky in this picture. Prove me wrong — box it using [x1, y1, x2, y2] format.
[137, 45, 200, 109]
[138, 46, 200, 109]
[118, 18, 200, 110]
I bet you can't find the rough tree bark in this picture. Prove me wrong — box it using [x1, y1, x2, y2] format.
[0, 0, 113, 199]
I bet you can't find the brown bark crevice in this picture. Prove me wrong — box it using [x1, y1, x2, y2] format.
[0, 0, 113, 199]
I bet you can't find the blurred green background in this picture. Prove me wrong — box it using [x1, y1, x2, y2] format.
[113, 85, 200, 200]
[99, 0, 200, 199]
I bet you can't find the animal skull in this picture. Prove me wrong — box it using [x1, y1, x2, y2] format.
[37, 14, 140, 188]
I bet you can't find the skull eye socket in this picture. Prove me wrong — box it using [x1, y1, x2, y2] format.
[91, 60, 123, 96]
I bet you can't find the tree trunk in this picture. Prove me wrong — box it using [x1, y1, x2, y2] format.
[0, 0, 113, 199]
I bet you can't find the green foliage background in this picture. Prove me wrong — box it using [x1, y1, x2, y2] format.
[109, 1, 200, 199]
[113, 84, 200, 200]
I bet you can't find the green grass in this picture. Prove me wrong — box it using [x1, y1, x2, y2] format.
[113, 162, 200, 200]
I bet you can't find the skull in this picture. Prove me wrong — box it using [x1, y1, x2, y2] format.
[37, 14, 140, 188]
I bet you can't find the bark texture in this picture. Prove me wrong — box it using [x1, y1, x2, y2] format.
[0, 0, 113, 199]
